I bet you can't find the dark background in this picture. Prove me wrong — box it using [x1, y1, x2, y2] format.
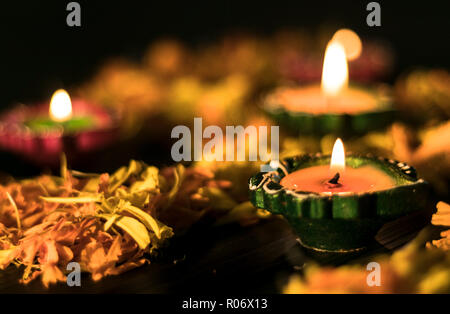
[0, 0, 448, 108]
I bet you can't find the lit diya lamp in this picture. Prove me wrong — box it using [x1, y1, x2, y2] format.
[264, 30, 394, 136]
[0, 89, 119, 166]
[249, 139, 428, 252]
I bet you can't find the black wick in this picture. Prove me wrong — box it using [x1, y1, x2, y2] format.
[328, 172, 340, 184]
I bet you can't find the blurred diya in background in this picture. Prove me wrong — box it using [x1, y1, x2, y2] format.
[0, 89, 119, 166]
[249, 138, 428, 252]
[264, 29, 395, 136]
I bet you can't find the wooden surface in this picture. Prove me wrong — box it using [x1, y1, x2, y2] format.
[0, 206, 432, 294]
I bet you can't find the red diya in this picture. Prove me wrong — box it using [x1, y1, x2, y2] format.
[264, 29, 395, 136]
[0, 89, 119, 166]
[249, 138, 428, 252]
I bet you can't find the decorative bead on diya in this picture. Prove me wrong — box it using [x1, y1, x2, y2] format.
[249, 138, 429, 252]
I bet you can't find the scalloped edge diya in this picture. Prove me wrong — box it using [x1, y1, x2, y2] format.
[262, 84, 395, 137]
[249, 154, 429, 252]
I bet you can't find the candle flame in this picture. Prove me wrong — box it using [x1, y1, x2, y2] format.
[330, 138, 345, 173]
[331, 29, 362, 61]
[49, 89, 72, 122]
[321, 41, 348, 97]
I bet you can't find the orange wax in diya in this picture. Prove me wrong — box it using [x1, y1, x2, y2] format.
[280, 138, 395, 194]
[274, 85, 378, 114]
[280, 164, 395, 194]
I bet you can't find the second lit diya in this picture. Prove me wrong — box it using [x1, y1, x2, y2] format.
[0, 89, 119, 166]
[249, 139, 428, 252]
[264, 33, 395, 136]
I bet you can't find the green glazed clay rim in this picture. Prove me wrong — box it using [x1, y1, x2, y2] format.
[249, 154, 427, 219]
[261, 84, 395, 135]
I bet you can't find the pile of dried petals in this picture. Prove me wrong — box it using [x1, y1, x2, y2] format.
[0, 155, 276, 288]
[0, 159, 178, 287]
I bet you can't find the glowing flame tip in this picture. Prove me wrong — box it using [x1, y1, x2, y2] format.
[49, 89, 72, 122]
[330, 138, 345, 173]
[321, 42, 349, 96]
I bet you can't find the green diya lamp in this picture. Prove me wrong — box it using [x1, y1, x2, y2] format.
[249, 138, 428, 252]
[263, 39, 395, 136]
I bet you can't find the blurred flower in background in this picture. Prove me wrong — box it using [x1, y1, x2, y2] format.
[284, 218, 450, 294]
[76, 30, 448, 199]
[395, 69, 450, 125]
[78, 59, 167, 136]
[78, 29, 396, 136]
